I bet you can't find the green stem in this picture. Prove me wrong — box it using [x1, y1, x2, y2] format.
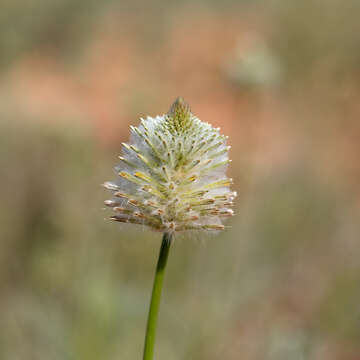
[143, 232, 173, 360]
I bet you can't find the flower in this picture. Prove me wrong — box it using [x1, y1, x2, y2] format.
[104, 97, 236, 232]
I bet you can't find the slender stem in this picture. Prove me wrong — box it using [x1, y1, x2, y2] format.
[143, 232, 173, 360]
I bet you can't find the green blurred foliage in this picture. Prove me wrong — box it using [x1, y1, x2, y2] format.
[0, 0, 104, 67]
[269, 0, 360, 81]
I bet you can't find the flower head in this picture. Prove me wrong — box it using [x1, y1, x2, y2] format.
[104, 97, 236, 232]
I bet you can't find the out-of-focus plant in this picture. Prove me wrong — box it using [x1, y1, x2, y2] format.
[224, 34, 282, 90]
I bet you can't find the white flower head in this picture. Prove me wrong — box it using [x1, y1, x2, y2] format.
[104, 97, 236, 233]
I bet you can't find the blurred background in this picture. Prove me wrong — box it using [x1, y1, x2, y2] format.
[1, 0, 360, 359]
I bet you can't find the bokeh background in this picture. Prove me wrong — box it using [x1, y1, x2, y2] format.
[1, 0, 360, 359]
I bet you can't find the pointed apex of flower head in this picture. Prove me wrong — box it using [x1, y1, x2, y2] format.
[104, 98, 237, 233]
[167, 97, 192, 133]
[168, 96, 190, 116]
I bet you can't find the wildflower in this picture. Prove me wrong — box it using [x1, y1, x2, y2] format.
[104, 97, 236, 232]
[104, 97, 237, 360]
